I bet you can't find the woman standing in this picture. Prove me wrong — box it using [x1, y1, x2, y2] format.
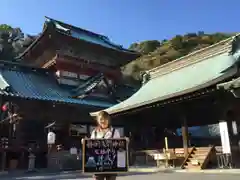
[91, 111, 121, 180]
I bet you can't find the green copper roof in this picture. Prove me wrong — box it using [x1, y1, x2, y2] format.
[91, 35, 240, 116]
[0, 62, 114, 108]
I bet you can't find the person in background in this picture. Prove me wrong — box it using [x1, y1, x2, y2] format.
[86, 111, 122, 180]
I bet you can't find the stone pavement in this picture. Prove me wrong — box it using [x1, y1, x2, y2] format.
[1, 167, 240, 180]
[0, 166, 163, 177]
[175, 168, 240, 174]
[1, 170, 240, 180]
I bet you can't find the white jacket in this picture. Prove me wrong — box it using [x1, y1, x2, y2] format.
[90, 127, 120, 139]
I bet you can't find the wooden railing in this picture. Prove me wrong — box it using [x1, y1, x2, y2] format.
[180, 147, 195, 169]
[200, 146, 215, 169]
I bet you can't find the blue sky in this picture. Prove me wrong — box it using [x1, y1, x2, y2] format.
[0, 0, 239, 48]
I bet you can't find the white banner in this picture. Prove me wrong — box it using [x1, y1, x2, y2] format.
[219, 121, 231, 154]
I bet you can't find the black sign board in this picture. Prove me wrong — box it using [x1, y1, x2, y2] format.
[82, 138, 129, 174]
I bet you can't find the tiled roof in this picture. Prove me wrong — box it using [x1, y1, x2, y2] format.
[0, 62, 114, 108]
[147, 34, 240, 79]
[17, 16, 140, 61]
[45, 17, 138, 54]
[91, 35, 240, 116]
[72, 73, 105, 97]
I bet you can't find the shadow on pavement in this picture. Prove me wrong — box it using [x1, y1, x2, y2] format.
[0, 170, 171, 180]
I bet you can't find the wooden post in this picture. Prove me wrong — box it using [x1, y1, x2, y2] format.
[219, 120, 232, 168]
[1, 151, 6, 171]
[20, 151, 25, 169]
[227, 120, 234, 144]
[1, 137, 8, 171]
[164, 137, 169, 168]
[224, 110, 235, 168]
[181, 117, 189, 157]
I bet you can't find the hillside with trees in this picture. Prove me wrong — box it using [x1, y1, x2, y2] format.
[123, 32, 235, 81]
[0, 24, 235, 83]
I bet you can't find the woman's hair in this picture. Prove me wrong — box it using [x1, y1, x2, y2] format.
[96, 111, 111, 127]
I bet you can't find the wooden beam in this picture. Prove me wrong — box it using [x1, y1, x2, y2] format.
[10, 98, 96, 123]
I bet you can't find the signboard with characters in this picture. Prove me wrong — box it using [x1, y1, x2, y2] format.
[82, 138, 128, 174]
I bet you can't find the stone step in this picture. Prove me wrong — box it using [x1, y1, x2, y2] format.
[184, 163, 201, 170]
[193, 150, 210, 154]
[187, 158, 204, 165]
[195, 147, 212, 150]
[194, 148, 210, 152]
[191, 153, 208, 157]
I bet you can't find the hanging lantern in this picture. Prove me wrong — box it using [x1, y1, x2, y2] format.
[1, 102, 9, 112]
[47, 131, 56, 145]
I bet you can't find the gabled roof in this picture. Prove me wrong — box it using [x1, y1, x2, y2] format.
[0, 61, 114, 108]
[147, 34, 240, 78]
[91, 34, 240, 116]
[72, 73, 105, 98]
[45, 17, 139, 53]
[17, 16, 140, 59]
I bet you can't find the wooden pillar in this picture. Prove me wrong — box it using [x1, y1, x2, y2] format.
[223, 110, 237, 148]
[219, 119, 232, 168]
[227, 120, 234, 144]
[234, 116, 240, 145]
[181, 117, 189, 157]
[1, 151, 6, 171]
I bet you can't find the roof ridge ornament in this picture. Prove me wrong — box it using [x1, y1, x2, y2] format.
[229, 35, 240, 55]
[141, 71, 150, 85]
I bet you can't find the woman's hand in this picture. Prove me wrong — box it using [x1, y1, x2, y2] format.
[125, 137, 130, 143]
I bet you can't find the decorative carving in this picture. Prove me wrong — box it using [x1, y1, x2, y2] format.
[59, 45, 115, 66]
[72, 73, 105, 98]
[70, 73, 116, 100]
[141, 72, 150, 85]
[229, 35, 240, 55]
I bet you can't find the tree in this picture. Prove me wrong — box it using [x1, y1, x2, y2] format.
[0, 25, 23, 60]
[0, 24, 13, 31]
[197, 31, 205, 36]
[185, 33, 197, 38]
[123, 32, 233, 81]
[0, 24, 37, 61]
[171, 35, 183, 50]
[162, 39, 168, 43]
[129, 43, 139, 50]
[129, 40, 161, 54]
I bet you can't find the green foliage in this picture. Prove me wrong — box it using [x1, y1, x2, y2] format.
[0, 27, 17, 60]
[129, 40, 161, 54]
[0, 24, 13, 31]
[0, 23, 235, 86]
[123, 32, 234, 81]
[171, 35, 183, 50]
[0, 24, 37, 61]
